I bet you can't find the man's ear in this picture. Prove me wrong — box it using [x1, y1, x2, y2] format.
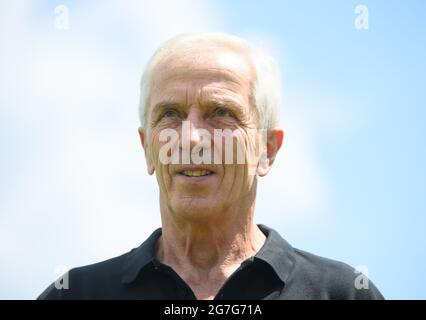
[138, 127, 155, 175]
[257, 128, 284, 177]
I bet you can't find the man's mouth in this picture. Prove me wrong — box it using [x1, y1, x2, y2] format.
[180, 170, 213, 177]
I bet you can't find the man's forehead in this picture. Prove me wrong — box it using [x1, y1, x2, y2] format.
[151, 46, 255, 86]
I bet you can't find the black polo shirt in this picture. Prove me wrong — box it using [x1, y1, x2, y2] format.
[38, 225, 384, 300]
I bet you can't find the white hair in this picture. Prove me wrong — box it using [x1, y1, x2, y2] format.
[139, 32, 282, 129]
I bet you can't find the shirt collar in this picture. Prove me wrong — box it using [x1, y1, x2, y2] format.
[255, 224, 295, 284]
[121, 224, 295, 285]
[121, 228, 161, 284]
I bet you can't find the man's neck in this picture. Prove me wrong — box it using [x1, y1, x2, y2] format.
[158, 220, 266, 269]
[156, 202, 266, 299]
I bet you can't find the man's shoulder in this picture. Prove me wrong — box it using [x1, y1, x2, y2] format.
[74, 251, 130, 281]
[293, 247, 355, 277]
[37, 250, 132, 300]
[286, 247, 384, 299]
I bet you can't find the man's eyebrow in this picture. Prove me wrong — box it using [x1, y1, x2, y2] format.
[152, 100, 182, 112]
[202, 98, 245, 112]
[153, 99, 244, 111]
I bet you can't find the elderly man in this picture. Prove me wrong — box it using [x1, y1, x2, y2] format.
[39, 33, 383, 300]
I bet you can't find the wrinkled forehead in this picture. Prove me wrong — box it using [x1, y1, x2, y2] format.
[150, 45, 256, 91]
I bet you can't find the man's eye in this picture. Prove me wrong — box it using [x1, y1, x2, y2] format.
[163, 110, 178, 118]
[214, 107, 232, 117]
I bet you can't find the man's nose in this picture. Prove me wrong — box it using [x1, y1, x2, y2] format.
[185, 108, 205, 148]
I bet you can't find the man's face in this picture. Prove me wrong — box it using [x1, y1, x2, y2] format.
[140, 45, 266, 222]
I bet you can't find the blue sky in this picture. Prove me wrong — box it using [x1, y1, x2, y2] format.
[0, 0, 425, 299]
